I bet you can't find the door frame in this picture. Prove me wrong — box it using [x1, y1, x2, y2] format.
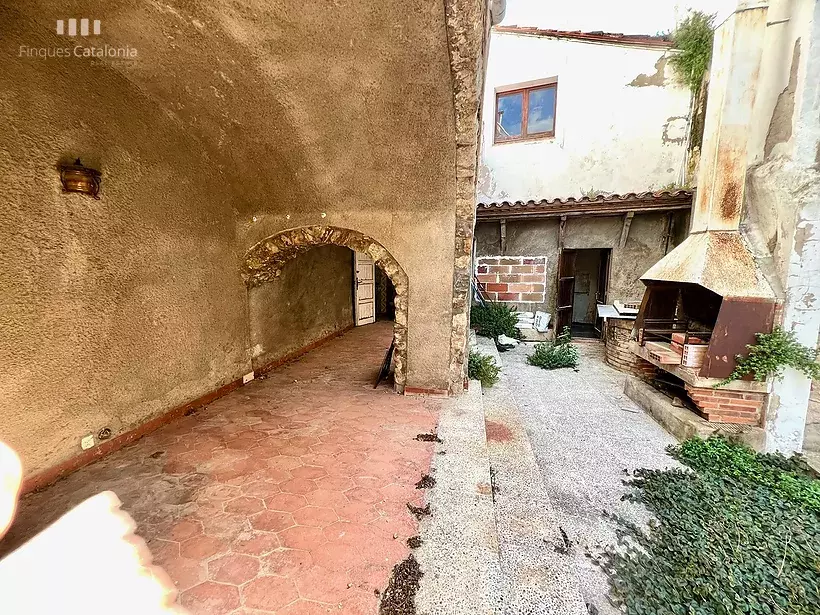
[354, 252, 376, 326]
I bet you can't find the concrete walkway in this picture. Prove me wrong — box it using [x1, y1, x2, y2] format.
[492, 339, 680, 615]
[1, 322, 439, 614]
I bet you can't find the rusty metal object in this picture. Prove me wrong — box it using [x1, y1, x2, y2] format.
[701, 296, 775, 379]
[641, 231, 775, 299]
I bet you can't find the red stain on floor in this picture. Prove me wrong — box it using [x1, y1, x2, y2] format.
[485, 420, 514, 442]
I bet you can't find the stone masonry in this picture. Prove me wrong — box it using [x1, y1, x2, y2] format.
[475, 256, 547, 303]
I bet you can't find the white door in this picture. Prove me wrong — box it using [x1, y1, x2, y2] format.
[354, 252, 376, 326]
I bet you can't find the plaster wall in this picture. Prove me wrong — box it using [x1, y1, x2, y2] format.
[478, 32, 692, 202]
[475, 212, 687, 315]
[725, 0, 820, 453]
[0, 13, 250, 477]
[0, 0, 489, 478]
[249, 246, 354, 371]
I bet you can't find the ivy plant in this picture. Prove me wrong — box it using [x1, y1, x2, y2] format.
[669, 11, 715, 93]
[718, 327, 820, 387]
[603, 437, 820, 615]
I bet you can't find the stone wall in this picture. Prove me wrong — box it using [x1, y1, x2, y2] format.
[249, 245, 354, 373]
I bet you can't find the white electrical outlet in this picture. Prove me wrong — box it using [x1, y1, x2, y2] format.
[80, 434, 95, 450]
[243, 371, 255, 384]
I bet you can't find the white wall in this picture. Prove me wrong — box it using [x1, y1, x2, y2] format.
[478, 32, 693, 202]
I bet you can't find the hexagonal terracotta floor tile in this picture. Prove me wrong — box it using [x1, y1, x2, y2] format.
[251, 510, 296, 532]
[223, 495, 265, 515]
[276, 599, 337, 614]
[292, 506, 338, 527]
[263, 548, 313, 577]
[181, 581, 240, 614]
[180, 535, 227, 560]
[232, 531, 281, 556]
[290, 465, 328, 480]
[265, 492, 309, 512]
[280, 478, 319, 494]
[242, 575, 300, 611]
[279, 526, 328, 551]
[294, 566, 352, 603]
[207, 553, 260, 585]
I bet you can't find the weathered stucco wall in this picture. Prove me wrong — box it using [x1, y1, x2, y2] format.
[0, 9, 251, 477]
[0, 0, 490, 478]
[732, 0, 820, 453]
[478, 32, 692, 202]
[475, 212, 688, 314]
[249, 246, 354, 371]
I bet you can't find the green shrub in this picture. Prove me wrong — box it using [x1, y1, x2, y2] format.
[470, 302, 521, 340]
[603, 436, 820, 615]
[718, 327, 820, 386]
[468, 350, 500, 387]
[670, 11, 715, 93]
[527, 327, 579, 370]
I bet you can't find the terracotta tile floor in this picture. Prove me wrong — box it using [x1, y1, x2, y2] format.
[1, 322, 440, 614]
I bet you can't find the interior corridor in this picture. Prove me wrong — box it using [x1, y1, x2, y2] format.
[0, 322, 440, 614]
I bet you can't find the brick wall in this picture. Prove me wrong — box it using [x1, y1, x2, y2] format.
[475, 256, 547, 303]
[605, 318, 657, 379]
[685, 385, 766, 425]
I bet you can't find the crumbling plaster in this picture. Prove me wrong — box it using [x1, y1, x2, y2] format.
[737, 0, 820, 453]
[478, 32, 692, 203]
[1, 0, 490, 476]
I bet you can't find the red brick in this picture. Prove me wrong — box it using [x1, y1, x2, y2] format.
[486, 283, 508, 292]
[488, 265, 511, 273]
[498, 257, 522, 265]
[480, 258, 500, 265]
[476, 274, 496, 284]
[520, 274, 546, 283]
[510, 265, 536, 273]
[496, 293, 519, 301]
[534, 265, 546, 273]
[476, 265, 489, 273]
[520, 293, 545, 302]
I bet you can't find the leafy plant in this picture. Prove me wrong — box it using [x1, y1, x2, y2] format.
[670, 11, 715, 93]
[527, 326, 579, 370]
[470, 302, 521, 340]
[718, 327, 820, 386]
[603, 436, 820, 615]
[468, 350, 500, 387]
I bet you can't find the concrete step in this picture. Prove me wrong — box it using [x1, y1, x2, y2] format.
[416, 379, 502, 615]
[477, 338, 588, 615]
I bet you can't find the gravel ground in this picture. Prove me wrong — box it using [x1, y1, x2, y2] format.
[497, 340, 682, 615]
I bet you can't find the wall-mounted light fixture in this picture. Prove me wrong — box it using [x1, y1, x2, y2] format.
[59, 158, 101, 199]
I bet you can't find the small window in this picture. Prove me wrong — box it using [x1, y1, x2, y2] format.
[494, 83, 557, 143]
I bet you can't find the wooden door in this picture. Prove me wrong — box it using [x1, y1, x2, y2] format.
[555, 249, 576, 334]
[354, 252, 376, 326]
[596, 249, 611, 305]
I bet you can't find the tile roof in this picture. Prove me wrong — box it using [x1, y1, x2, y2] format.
[476, 190, 694, 219]
[494, 26, 674, 49]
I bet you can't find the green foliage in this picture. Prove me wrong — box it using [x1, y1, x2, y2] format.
[603, 436, 820, 615]
[470, 302, 521, 340]
[468, 350, 500, 388]
[527, 327, 579, 370]
[670, 11, 716, 92]
[718, 327, 820, 387]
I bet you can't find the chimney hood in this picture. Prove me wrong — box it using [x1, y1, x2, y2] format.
[640, 2, 774, 301]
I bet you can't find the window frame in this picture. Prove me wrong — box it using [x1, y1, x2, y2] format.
[493, 82, 558, 144]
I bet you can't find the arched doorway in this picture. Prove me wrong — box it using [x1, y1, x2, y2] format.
[242, 226, 409, 392]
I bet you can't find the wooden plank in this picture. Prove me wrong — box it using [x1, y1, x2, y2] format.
[477, 199, 692, 220]
[619, 212, 635, 247]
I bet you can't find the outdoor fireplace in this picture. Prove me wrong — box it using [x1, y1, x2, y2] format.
[630, 7, 776, 426]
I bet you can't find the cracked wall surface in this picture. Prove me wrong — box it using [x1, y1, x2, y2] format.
[1, 1, 488, 476]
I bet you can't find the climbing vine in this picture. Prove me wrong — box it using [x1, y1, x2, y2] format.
[718, 327, 820, 386]
[670, 11, 715, 93]
[602, 437, 820, 615]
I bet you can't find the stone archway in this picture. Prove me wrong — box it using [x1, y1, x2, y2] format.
[242, 226, 409, 392]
